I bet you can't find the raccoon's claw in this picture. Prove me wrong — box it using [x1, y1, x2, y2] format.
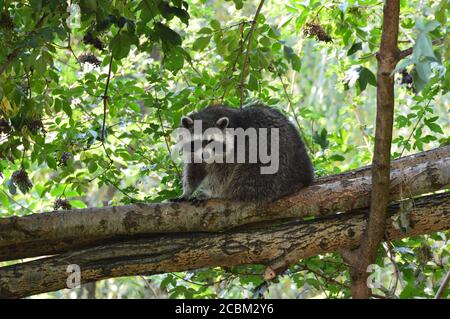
[189, 196, 208, 207]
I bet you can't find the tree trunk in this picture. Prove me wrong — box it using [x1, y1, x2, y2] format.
[1, 146, 449, 261]
[343, 0, 401, 298]
[1, 192, 449, 298]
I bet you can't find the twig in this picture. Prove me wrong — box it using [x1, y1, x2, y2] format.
[434, 270, 450, 299]
[351, 104, 373, 156]
[155, 108, 181, 178]
[67, 33, 82, 68]
[383, 241, 402, 296]
[239, 0, 265, 108]
[0, 189, 34, 214]
[170, 272, 230, 287]
[220, 22, 251, 102]
[140, 276, 159, 298]
[276, 72, 314, 154]
[399, 98, 433, 157]
[398, 38, 444, 60]
[101, 54, 114, 143]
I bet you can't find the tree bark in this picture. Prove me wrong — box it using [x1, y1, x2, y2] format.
[343, 0, 401, 298]
[1, 146, 449, 261]
[1, 192, 449, 299]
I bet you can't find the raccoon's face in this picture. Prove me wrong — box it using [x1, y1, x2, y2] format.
[179, 112, 235, 164]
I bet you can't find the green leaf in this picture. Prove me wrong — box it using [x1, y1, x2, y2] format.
[88, 161, 98, 173]
[198, 27, 212, 35]
[69, 200, 87, 209]
[357, 67, 377, 92]
[0, 191, 9, 207]
[415, 60, 432, 82]
[425, 122, 443, 134]
[347, 42, 362, 56]
[248, 73, 259, 91]
[435, 1, 447, 25]
[46, 156, 57, 169]
[155, 23, 182, 47]
[291, 54, 302, 71]
[329, 154, 345, 161]
[414, 33, 436, 60]
[232, 0, 244, 10]
[210, 19, 221, 30]
[283, 45, 294, 60]
[192, 36, 211, 51]
[164, 46, 185, 73]
[110, 33, 130, 60]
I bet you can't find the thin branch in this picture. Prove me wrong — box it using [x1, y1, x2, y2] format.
[101, 54, 114, 143]
[398, 38, 444, 60]
[434, 270, 450, 299]
[399, 98, 433, 157]
[276, 72, 314, 154]
[239, 0, 265, 108]
[0, 189, 34, 214]
[220, 22, 251, 102]
[156, 108, 181, 178]
[67, 33, 82, 68]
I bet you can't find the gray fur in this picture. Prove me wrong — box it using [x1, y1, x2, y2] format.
[176, 102, 314, 203]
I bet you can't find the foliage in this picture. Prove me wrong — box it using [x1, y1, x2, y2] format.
[1, 0, 449, 299]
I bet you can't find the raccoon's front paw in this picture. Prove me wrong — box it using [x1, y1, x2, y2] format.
[189, 195, 208, 207]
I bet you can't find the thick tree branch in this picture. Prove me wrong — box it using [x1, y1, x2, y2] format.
[1, 146, 449, 262]
[0, 192, 448, 299]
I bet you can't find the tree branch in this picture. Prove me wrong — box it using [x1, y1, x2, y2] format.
[1, 192, 449, 298]
[1, 146, 449, 262]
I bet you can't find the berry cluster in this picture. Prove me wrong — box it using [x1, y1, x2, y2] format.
[0, 11, 14, 30]
[11, 169, 33, 194]
[58, 152, 73, 166]
[79, 53, 101, 67]
[303, 22, 332, 43]
[83, 32, 105, 51]
[54, 198, 72, 210]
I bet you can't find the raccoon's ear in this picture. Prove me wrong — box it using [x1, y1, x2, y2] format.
[181, 116, 194, 128]
[216, 117, 229, 129]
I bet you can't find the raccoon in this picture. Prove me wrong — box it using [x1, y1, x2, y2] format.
[172, 102, 314, 204]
